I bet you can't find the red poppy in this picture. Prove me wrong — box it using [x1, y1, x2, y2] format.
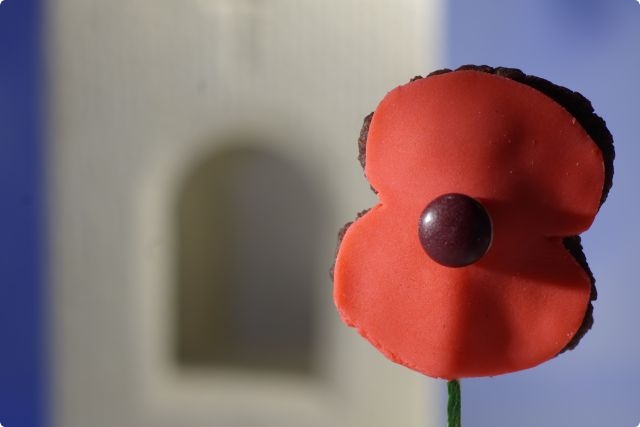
[333, 67, 613, 379]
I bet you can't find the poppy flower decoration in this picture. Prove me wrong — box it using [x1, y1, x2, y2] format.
[333, 66, 613, 380]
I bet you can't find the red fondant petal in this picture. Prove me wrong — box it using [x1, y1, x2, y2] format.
[366, 71, 604, 236]
[334, 70, 606, 379]
[334, 204, 591, 379]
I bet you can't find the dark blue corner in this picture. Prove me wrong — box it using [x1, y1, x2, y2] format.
[0, 0, 45, 425]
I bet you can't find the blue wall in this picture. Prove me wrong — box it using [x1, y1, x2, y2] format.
[0, 0, 45, 426]
[446, 1, 640, 426]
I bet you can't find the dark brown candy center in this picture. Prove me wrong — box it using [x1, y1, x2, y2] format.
[418, 193, 492, 268]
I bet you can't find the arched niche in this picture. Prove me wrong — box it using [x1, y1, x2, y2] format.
[174, 142, 325, 376]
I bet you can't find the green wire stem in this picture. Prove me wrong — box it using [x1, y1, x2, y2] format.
[447, 379, 461, 427]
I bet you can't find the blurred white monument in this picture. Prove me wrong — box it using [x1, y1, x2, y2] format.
[50, 1, 443, 426]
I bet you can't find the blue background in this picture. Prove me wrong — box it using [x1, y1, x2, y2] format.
[0, 0, 45, 426]
[446, 0, 640, 426]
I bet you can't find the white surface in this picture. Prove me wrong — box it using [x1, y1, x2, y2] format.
[49, 1, 444, 426]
